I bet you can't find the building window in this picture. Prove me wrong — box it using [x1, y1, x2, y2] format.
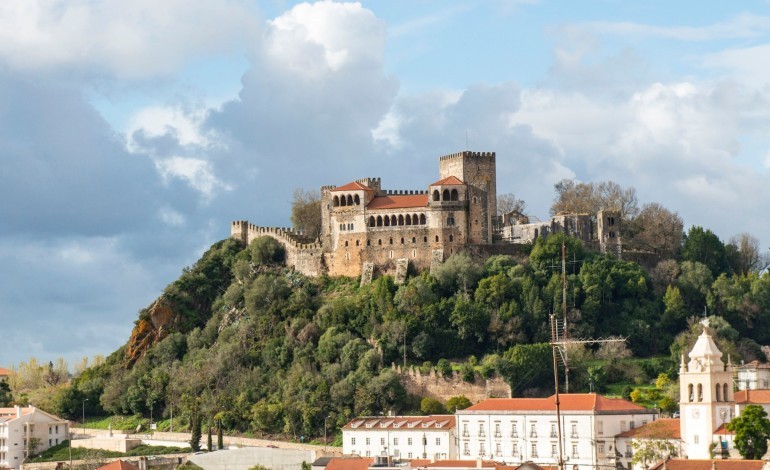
[550, 423, 557, 438]
[463, 423, 469, 437]
[366, 438, 370, 445]
[464, 442, 470, 456]
[380, 438, 385, 445]
[512, 444, 518, 456]
[479, 422, 485, 437]
[621, 421, 627, 432]
[367, 240, 371, 246]
[630, 421, 635, 430]
[365, 451, 370, 457]
[389, 238, 393, 244]
[688, 383, 694, 402]
[449, 235, 454, 242]
[571, 422, 578, 438]
[424, 236, 428, 243]
[378, 239, 382, 245]
[436, 438, 441, 445]
[495, 422, 501, 437]
[530, 422, 537, 438]
[393, 438, 398, 445]
[479, 442, 485, 455]
[531, 442, 538, 458]
[408, 452, 412, 459]
[551, 443, 557, 457]
[435, 235, 439, 242]
[511, 422, 518, 438]
[495, 443, 501, 455]
[356, 240, 359, 246]
[572, 443, 578, 458]
[698, 383, 703, 402]
[352, 438, 356, 445]
[408, 438, 413, 445]
[598, 442, 605, 454]
[447, 217, 455, 226]
[345, 241, 348, 247]
[400, 237, 404, 244]
[412, 237, 416, 243]
[694, 435, 699, 444]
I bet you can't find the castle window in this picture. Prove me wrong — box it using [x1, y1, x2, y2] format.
[697, 384, 703, 402]
[688, 384, 694, 402]
[369, 216, 375, 227]
[384, 216, 390, 226]
[377, 216, 383, 227]
[716, 384, 721, 402]
[340, 224, 344, 231]
[424, 236, 428, 243]
[348, 223, 353, 230]
[333, 195, 340, 207]
[608, 217, 615, 225]
[449, 235, 454, 242]
[420, 214, 426, 225]
[345, 241, 348, 247]
[401, 238, 404, 244]
[435, 235, 439, 242]
[412, 237, 416, 243]
[451, 189, 459, 201]
[432, 190, 440, 201]
[610, 231, 615, 238]
[442, 189, 450, 201]
[413, 213, 419, 224]
[473, 196, 477, 203]
[378, 239, 382, 245]
[391, 215, 397, 226]
[389, 238, 393, 244]
[356, 240, 360, 247]
[412, 249, 416, 257]
[340, 195, 347, 206]
[346, 195, 353, 206]
[398, 215, 404, 226]
[354, 194, 360, 205]
[367, 240, 371, 246]
[405, 214, 412, 225]
[447, 217, 455, 226]
[475, 219, 479, 225]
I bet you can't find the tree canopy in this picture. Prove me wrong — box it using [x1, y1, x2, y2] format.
[727, 404, 770, 460]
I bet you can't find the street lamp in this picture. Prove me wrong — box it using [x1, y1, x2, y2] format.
[82, 398, 88, 439]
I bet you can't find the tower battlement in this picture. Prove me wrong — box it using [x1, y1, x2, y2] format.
[439, 151, 495, 161]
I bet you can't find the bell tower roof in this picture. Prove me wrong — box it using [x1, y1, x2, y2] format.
[687, 323, 724, 370]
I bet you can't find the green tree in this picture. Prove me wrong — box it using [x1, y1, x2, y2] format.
[420, 397, 445, 415]
[432, 252, 483, 295]
[0, 382, 12, 406]
[631, 439, 677, 469]
[436, 359, 452, 377]
[445, 395, 472, 413]
[681, 226, 730, 276]
[727, 404, 770, 459]
[249, 236, 285, 265]
[290, 189, 322, 239]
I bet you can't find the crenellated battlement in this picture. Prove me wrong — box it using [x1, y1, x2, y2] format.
[439, 151, 495, 161]
[230, 221, 323, 249]
[384, 189, 427, 195]
[321, 185, 337, 192]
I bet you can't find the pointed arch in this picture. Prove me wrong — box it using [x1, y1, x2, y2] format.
[340, 195, 347, 206]
[369, 216, 376, 227]
[377, 216, 383, 226]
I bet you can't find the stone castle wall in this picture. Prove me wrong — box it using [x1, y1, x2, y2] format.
[394, 364, 512, 404]
[231, 221, 325, 277]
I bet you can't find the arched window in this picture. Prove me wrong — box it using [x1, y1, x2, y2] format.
[340, 195, 347, 206]
[432, 190, 440, 201]
[333, 195, 340, 207]
[339, 224, 344, 231]
[405, 214, 412, 225]
[369, 216, 376, 227]
[449, 235, 454, 242]
[354, 194, 360, 205]
[451, 189, 459, 201]
[384, 216, 390, 226]
[423, 236, 428, 243]
[398, 215, 404, 226]
[377, 216, 383, 227]
[472, 196, 477, 204]
[345, 241, 348, 247]
[390, 215, 397, 226]
[412, 237, 416, 243]
[413, 213, 419, 225]
[389, 238, 393, 245]
[420, 214, 426, 225]
[697, 384, 703, 402]
[716, 384, 721, 402]
[688, 384, 694, 402]
[378, 239, 382, 245]
[356, 240, 360, 247]
[346, 195, 353, 206]
[724, 383, 729, 401]
[400, 238, 404, 244]
[442, 189, 450, 201]
[367, 240, 371, 246]
[435, 235, 439, 242]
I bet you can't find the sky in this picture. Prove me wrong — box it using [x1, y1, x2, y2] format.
[2, 0, 770, 368]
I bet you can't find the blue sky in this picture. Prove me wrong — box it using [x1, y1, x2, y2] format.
[2, 0, 770, 368]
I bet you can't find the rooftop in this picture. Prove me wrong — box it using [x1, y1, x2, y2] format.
[430, 176, 464, 186]
[617, 418, 680, 439]
[735, 389, 770, 404]
[367, 194, 429, 210]
[649, 459, 764, 470]
[342, 415, 455, 431]
[462, 394, 648, 413]
[331, 182, 374, 192]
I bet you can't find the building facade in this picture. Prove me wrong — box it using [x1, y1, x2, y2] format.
[342, 415, 456, 460]
[0, 406, 69, 470]
[736, 361, 770, 390]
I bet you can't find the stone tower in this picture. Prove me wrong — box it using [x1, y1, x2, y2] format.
[438, 151, 496, 244]
[679, 321, 734, 459]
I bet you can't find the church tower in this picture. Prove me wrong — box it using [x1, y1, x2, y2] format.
[679, 321, 734, 459]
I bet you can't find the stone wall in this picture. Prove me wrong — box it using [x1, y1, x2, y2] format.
[395, 364, 511, 404]
[231, 222, 325, 277]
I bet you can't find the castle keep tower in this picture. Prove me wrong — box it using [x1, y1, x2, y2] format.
[679, 321, 734, 459]
[438, 151, 496, 244]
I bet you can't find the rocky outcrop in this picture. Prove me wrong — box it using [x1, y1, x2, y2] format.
[125, 297, 179, 366]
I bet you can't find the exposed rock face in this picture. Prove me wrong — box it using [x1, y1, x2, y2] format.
[125, 297, 178, 366]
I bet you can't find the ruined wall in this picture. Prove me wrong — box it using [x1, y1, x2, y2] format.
[395, 364, 512, 404]
[230, 221, 325, 277]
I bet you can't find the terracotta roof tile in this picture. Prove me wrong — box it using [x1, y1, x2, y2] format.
[463, 394, 648, 413]
[649, 459, 764, 470]
[325, 458, 374, 470]
[0, 367, 11, 376]
[617, 419, 680, 439]
[331, 182, 373, 192]
[713, 423, 734, 435]
[96, 460, 141, 470]
[735, 389, 770, 404]
[342, 415, 455, 431]
[366, 195, 428, 210]
[431, 176, 464, 186]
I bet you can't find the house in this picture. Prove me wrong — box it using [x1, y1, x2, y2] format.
[614, 418, 682, 470]
[455, 393, 658, 469]
[735, 361, 770, 391]
[341, 415, 456, 460]
[0, 405, 69, 470]
[648, 459, 768, 469]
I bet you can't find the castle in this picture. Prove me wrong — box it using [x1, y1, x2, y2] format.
[232, 151, 621, 281]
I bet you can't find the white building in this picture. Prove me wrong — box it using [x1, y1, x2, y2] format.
[678, 323, 736, 460]
[341, 415, 456, 460]
[614, 418, 682, 470]
[736, 361, 770, 391]
[455, 393, 657, 469]
[0, 405, 69, 470]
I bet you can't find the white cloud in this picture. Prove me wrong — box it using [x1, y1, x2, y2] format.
[155, 157, 231, 200]
[0, 0, 258, 79]
[582, 13, 770, 41]
[127, 104, 218, 152]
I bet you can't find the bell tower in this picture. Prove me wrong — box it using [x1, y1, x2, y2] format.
[679, 320, 734, 459]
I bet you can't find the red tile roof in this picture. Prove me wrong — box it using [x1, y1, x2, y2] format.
[0, 367, 12, 376]
[342, 415, 455, 431]
[735, 389, 770, 404]
[367, 194, 428, 210]
[325, 458, 374, 470]
[617, 419, 680, 439]
[464, 394, 648, 413]
[713, 423, 734, 435]
[649, 459, 764, 470]
[431, 176, 465, 186]
[96, 460, 140, 470]
[408, 460, 540, 470]
[331, 182, 373, 192]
